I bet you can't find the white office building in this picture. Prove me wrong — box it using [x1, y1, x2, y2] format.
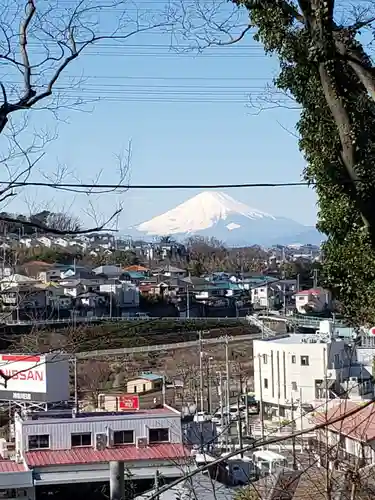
[253, 334, 373, 420]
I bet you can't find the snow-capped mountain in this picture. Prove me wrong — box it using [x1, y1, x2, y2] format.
[131, 191, 322, 246]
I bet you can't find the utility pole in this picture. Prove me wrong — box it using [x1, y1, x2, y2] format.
[110, 461, 125, 500]
[154, 470, 160, 500]
[291, 395, 297, 470]
[296, 273, 300, 293]
[218, 371, 224, 430]
[198, 331, 204, 412]
[237, 378, 244, 458]
[74, 357, 78, 413]
[186, 285, 190, 318]
[207, 356, 213, 414]
[244, 381, 249, 436]
[162, 375, 166, 406]
[313, 268, 318, 289]
[258, 355, 265, 442]
[225, 336, 230, 416]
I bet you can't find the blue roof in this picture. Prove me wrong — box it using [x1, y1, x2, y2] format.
[125, 271, 147, 279]
[140, 372, 162, 381]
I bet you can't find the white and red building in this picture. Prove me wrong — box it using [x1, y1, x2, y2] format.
[0, 405, 191, 498]
[294, 288, 331, 314]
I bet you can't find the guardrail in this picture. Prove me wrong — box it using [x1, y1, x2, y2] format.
[76, 332, 268, 358]
[0, 316, 248, 326]
[289, 314, 347, 328]
[246, 315, 275, 337]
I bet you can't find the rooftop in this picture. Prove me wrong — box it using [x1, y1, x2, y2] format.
[313, 401, 375, 442]
[25, 444, 190, 467]
[0, 460, 27, 473]
[256, 334, 332, 345]
[21, 407, 177, 424]
[296, 288, 325, 295]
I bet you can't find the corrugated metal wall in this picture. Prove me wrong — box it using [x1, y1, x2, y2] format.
[22, 414, 182, 451]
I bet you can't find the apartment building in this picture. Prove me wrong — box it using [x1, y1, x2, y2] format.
[253, 334, 373, 420]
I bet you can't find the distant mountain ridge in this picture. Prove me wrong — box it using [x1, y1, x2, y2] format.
[129, 191, 323, 246]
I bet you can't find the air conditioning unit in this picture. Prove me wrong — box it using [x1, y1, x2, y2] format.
[106, 427, 114, 447]
[95, 433, 107, 451]
[136, 437, 148, 448]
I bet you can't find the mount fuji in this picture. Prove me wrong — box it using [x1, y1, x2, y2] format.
[130, 191, 322, 246]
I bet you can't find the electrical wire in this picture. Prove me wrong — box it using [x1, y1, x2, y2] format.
[146, 393, 375, 499]
[0, 180, 327, 190]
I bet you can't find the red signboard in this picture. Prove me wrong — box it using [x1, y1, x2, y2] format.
[370, 327, 375, 335]
[118, 395, 140, 411]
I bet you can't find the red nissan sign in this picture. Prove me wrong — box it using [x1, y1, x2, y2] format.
[118, 395, 140, 411]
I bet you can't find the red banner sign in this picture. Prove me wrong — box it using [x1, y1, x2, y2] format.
[118, 395, 140, 411]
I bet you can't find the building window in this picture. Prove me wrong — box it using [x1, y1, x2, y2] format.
[291, 355, 296, 364]
[28, 434, 49, 450]
[263, 354, 268, 364]
[301, 356, 309, 366]
[71, 433, 92, 447]
[334, 354, 340, 368]
[133, 386, 137, 393]
[292, 381, 298, 391]
[114, 430, 134, 445]
[149, 428, 169, 443]
[264, 378, 268, 389]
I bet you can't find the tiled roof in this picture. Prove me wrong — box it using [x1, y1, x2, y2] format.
[313, 401, 375, 442]
[25, 444, 190, 467]
[0, 460, 27, 472]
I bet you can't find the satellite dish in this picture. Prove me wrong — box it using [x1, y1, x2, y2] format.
[370, 327, 375, 335]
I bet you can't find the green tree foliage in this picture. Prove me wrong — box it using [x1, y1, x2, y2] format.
[234, 0, 375, 325]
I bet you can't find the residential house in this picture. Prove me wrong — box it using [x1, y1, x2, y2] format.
[123, 265, 149, 273]
[311, 401, 375, 468]
[0, 284, 47, 319]
[93, 265, 124, 277]
[244, 465, 375, 499]
[295, 287, 331, 314]
[126, 373, 163, 394]
[38, 267, 63, 283]
[99, 281, 139, 309]
[0, 274, 40, 291]
[34, 283, 73, 312]
[60, 278, 102, 298]
[37, 236, 52, 248]
[152, 265, 186, 279]
[54, 237, 69, 248]
[253, 334, 373, 421]
[122, 271, 148, 284]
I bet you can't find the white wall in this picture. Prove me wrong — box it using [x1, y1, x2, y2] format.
[253, 336, 348, 406]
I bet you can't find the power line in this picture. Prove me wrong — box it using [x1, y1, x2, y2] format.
[146, 394, 375, 500]
[1, 180, 313, 190]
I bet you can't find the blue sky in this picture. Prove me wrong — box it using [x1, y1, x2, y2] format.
[2, 0, 319, 229]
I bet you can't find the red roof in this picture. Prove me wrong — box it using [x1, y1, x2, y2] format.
[313, 402, 375, 442]
[0, 460, 27, 472]
[296, 289, 323, 295]
[25, 444, 190, 467]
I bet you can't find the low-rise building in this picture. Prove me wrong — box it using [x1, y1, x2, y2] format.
[126, 373, 163, 394]
[294, 287, 331, 314]
[2, 405, 191, 495]
[253, 334, 373, 420]
[311, 401, 375, 467]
